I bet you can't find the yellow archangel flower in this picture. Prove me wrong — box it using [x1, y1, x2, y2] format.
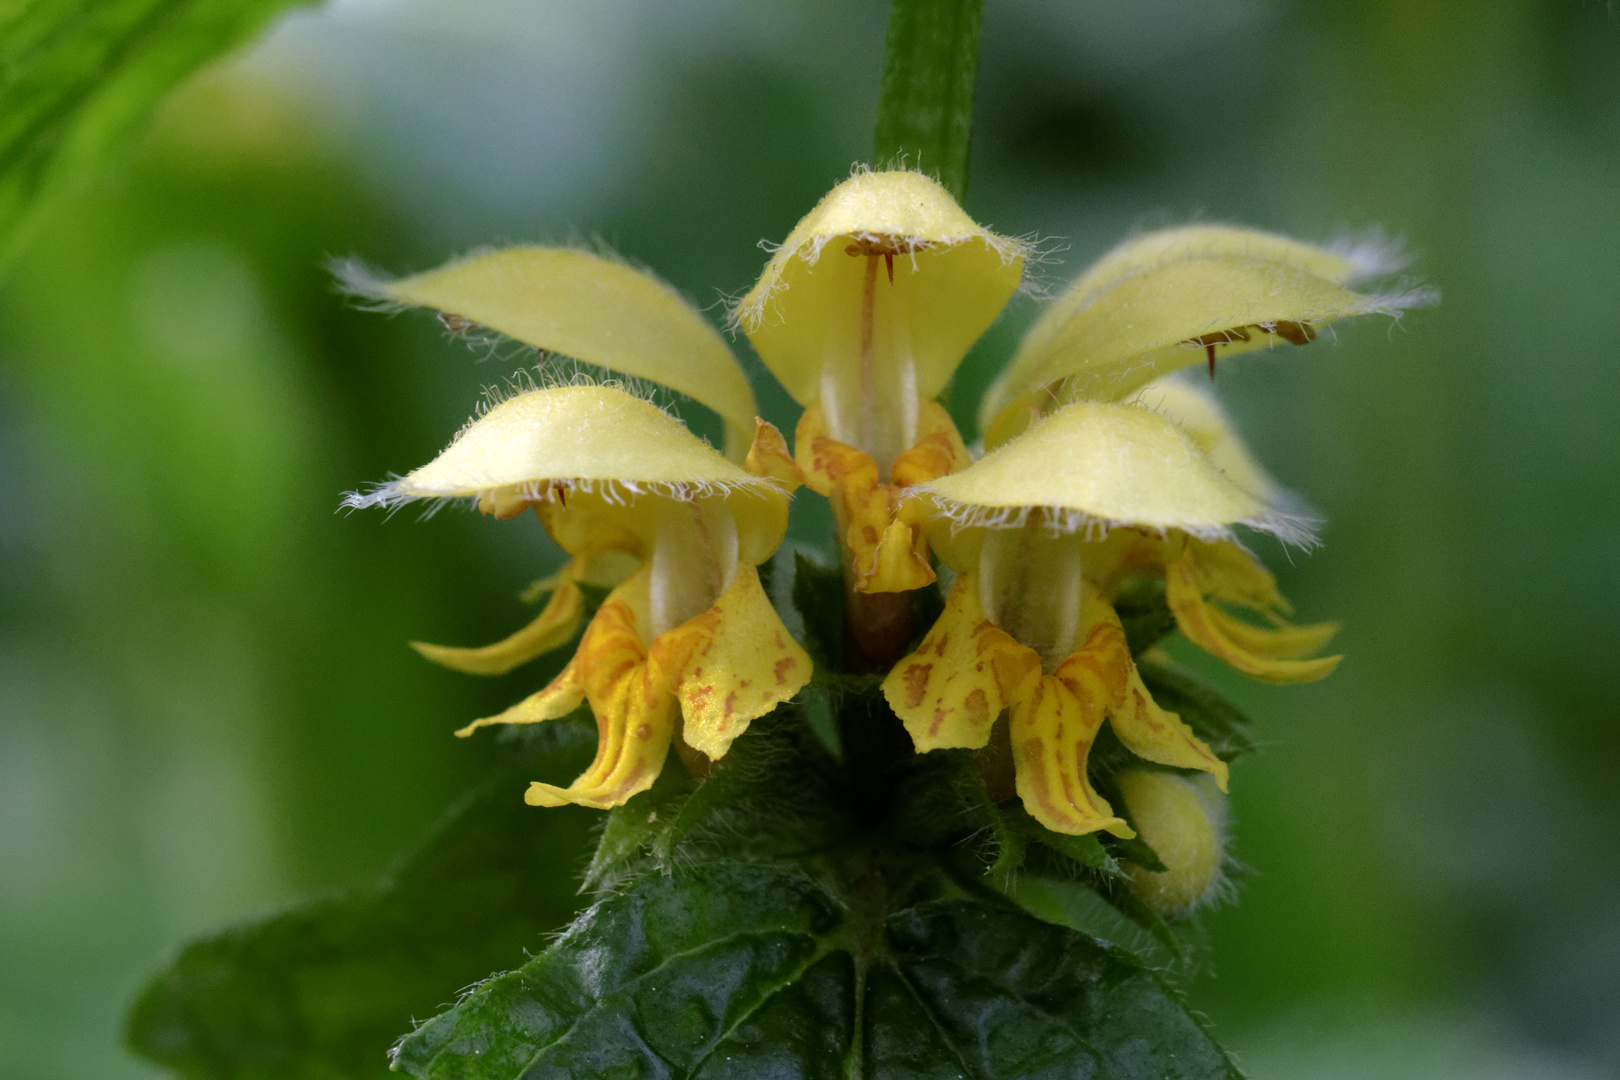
[734, 170, 1028, 597]
[880, 223, 1431, 836]
[344, 251, 811, 809]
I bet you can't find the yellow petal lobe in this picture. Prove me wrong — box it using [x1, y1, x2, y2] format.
[744, 418, 803, 490]
[884, 574, 1041, 752]
[1113, 665, 1229, 791]
[1010, 673, 1132, 838]
[522, 582, 675, 808]
[795, 403, 969, 594]
[1207, 607, 1340, 660]
[1166, 548, 1341, 683]
[454, 651, 587, 738]
[373, 247, 757, 458]
[1068, 592, 1229, 790]
[412, 559, 587, 675]
[652, 563, 812, 761]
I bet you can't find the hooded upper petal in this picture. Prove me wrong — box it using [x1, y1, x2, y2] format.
[980, 225, 1432, 440]
[343, 248, 758, 458]
[350, 385, 772, 510]
[1126, 375, 1286, 508]
[918, 400, 1293, 547]
[735, 171, 1024, 469]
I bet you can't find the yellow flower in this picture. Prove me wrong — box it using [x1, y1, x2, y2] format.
[340, 246, 761, 460]
[880, 225, 1428, 836]
[345, 247, 811, 809]
[734, 170, 1028, 595]
[979, 225, 1432, 447]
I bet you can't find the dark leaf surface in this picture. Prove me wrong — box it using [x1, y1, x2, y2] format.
[125, 724, 600, 1080]
[393, 860, 1240, 1080]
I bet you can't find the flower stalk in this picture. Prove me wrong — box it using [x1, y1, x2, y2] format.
[873, 0, 985, 201]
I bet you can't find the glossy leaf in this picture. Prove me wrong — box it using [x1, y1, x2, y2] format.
[393, 860, 1241, 1080]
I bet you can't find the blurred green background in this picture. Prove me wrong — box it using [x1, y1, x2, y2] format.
[2, 0, 1617, 1076]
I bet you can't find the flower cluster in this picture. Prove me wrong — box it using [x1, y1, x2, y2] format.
[346, 170, 1425, 837]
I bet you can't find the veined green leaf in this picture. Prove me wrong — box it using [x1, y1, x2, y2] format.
[0, 0, 310, 265]
[124, 722, 599, 1080]
[393, 860, 1241, 1080]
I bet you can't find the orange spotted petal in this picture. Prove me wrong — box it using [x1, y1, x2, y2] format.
[523, 580, 676, 808]
[651, 563, 812, 762]
[1064, 591, 1229, 789]
[795, 402, 969, 594]
[1010, 673, 1133, 838]
[883, 573, 1041, 752]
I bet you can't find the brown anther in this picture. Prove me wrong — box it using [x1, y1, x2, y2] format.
[1186, 327, 1253, 349]
[438, 312, 480, 336]
[1184, 327, 1251, 379]
[843, 235, 933, 259]
[1268, 320, 1317, 346]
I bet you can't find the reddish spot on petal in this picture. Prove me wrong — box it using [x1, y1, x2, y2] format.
[929, 706, 949, 736]
[965, 688, 989, 726]
[931, 633, 951, 657]
[774, 656, 796, 685]
[903, 664, 933, 709]
[862, 525, 880, 544]
[636, 723, 652, 741]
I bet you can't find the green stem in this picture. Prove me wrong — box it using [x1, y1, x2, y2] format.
[872, 0, 985, 202]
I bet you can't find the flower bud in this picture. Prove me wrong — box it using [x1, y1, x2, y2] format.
[1116, 770, 1226, 917]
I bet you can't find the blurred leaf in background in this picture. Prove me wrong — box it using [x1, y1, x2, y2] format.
[0, 0, 314, 265]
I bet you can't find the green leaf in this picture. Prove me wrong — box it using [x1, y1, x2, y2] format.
[0, 0, 311, 266]
[124, 722, 601, 1080]
[583, 708, 849, 892]
[1114, 576, 1179, 657]
[872, 0, 984, 202]
[393, 860, 1241, 1080]
[1004, 804, 1121, 877]
[1136, 659, 1258, 762]
[791, 552, 846, 673]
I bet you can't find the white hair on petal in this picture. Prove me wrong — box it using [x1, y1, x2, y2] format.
[917, 492, 1320, 550]
[1324, 227, 1411, 282]
[341, 473, 783, 518]
[327, 256, 407, 313]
